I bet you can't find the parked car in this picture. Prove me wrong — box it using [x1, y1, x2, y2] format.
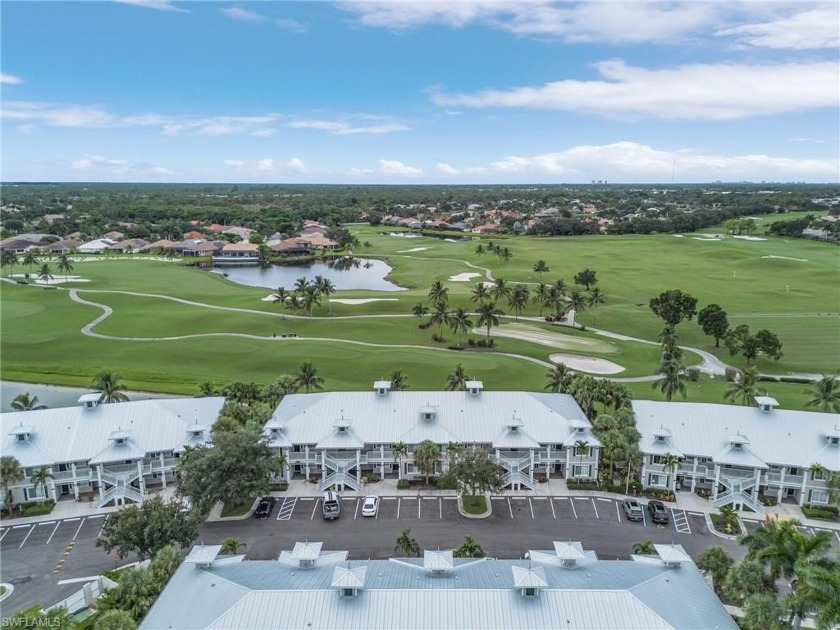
[647, 500, 669, 524]
[622, 498, 644, 522]
[361, 496, 379, 517]
[322, 491, 341, 520]
[254, 496, 277, 519]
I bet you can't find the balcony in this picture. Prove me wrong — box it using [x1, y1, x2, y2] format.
[764, 472, 805, 486]
[678, 463, 710, 478]
[364, 450, 395, 463]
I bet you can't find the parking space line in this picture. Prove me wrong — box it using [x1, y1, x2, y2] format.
[529, 498, 534, 519]
[688, 511, 704, 517]
[354, 499, 359, 520]
[570, 499, 578, 519]
[641, 508, 647, 527]
[87, 514, 105, 520]
[97, 516, 109, 538]
[397, 498, 402, 519]
[439, 499, 442, 520]
[835, 531, 840, 544]
[46, 522, 61, 545]
[507, 498, 514, 519]
[73, 518, 86, 541]
[64, 517, 80, 522]
[616, 502, 621, 522]
[277, 497, 297, 521]
[310, 500, 320, 521]
[418, 498, 421, 520]
[19, 525, 35, 548]
[12, 524, 31, 529]
[0, 528, 7, 541]
[299, 497, 315, 501]
[591, 499, 599, 519]
[671, 509, 691, 534]
[549, 499, 556, 519]
[38, 521, 56, 526]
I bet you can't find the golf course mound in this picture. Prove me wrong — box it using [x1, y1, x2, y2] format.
[549, 353, 625, 375]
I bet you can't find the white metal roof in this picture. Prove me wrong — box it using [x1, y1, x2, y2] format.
[633, 400, 840, 468]
[269, 391, 590, 448]
[0, 397, 226, 468]
[511, 565, 547, 588]
[185, 545, 222, 565]
[331, 565, 367, 589]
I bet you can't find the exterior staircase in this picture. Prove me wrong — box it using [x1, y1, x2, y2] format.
[500, 455, 536, 490]
[318, 456, 362, 491]
[95, 467, 144, 508]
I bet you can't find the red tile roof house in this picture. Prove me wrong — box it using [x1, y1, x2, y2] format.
[472, 223, 499, 234]
[213, 242, 260, 265]
[270, 238, 311, 256]
[183, 230, 205, 240]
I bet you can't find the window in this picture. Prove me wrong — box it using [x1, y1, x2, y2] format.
[788, 467, 799, 475]
[648, 473, 669, 488]
[573, 464, 591, 478]
[811, 469, 825, 481]
[651, 455, 678, 465]
[523, 587, 537, 597]
[423, 412, 434, 421]
[810, 489, 828, 505]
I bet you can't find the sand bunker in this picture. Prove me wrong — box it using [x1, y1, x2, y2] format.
[449, 272, 481, 282]
[692, 237, 722, 241]
[262, 294, 283, 302]
[330, 298, 399, 305]
[549, 353, 625, 375]
[472, 323, 616, 353]
[13, 274, 90, 285]
[398, 247, 430, 253]
[762, 255, 808, 262]
[732, 235, 767, 241]
[672, 234, 684, 238]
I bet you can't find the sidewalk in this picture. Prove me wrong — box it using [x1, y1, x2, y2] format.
[3, 480, 839, 533]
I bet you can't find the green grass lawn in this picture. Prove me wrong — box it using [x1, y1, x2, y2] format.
[221, 497, 256, 518]
[461, 495, 488, 515]
[1, 228, 836, 409]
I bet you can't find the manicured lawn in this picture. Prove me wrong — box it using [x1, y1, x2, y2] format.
[461, 495, 487, 515]
[221, 497, 256, 518]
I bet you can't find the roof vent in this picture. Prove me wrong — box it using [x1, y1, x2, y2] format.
[653, 426, 671, 442]
[512, 565, 547, 597]
[109, 428, 131, 445]
[653, 544, 691, 568]
[374, 380, 391, 396]
[423, 550, 454, 575]
[826, 427, 840, 445]
[419, 405, 437, 422]
[754, 396, 779, 413]
[10, 424, 34, 442]
[729, 432, 749, 449]
[507, 415, 523, 433]
[78, 393, 101, 410]
[333, 416, 351, 433]
[466, 380, 483, 396]
[331, 565, 367, 598]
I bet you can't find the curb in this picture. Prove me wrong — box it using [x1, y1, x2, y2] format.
[206, 498, 261, 522]
[704, 513, 743, 541]
[458, 494, 492, 519]
[0, 583, 13, 603]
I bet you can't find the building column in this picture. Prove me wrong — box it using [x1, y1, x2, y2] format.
[592, 448, 600, 481]
[565, 448, 571, 480]
[546, 445, 551, 481]
[284, 449, 291, 483]
[380, 445, 385, 479]
[305, 445, 310, 480]
[96, 464, 103, 497]
[159, 453, 167, 489]
[71, 463, 79, 500]
[321, 450, 326, 485]
[691, 458, 698, 492]
[753, 468, 762, 501]
[799, 471, 808, 506]
[640, 458, 647, 489]
[529, 450, 535, 484]
[137, 460, 145, 496]
[713, 464, 721, 501]
[356, 450, 361, 485]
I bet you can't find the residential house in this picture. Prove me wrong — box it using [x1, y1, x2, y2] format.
[270, 238, 311, 257]
[139, 239, 176, 253]
[77, 239, 117, 254]
[298, 236, 339, 251]
[183, 230, 205, 240]
[109, 238, 148, 253]
[0, 238, 40, 253]
[1, 395, 225, 509]
[213, 242, 259, 265]
[102, 231, 124, 241]
[633, 398, 840, 515]
[43, 239, 82, 254]
[141, 541, 736, 629]
[263, 382, 600, 492]
[172, 240, 223, 257]
[471, 223, 499, 234]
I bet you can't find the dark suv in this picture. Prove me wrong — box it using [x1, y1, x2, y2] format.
[647, 500, 669, 524]
[254, 496, 277, 519]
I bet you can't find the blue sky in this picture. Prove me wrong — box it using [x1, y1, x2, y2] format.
[2, 1, 838, 183]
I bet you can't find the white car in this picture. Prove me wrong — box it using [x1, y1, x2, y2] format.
[361, 496, 379, 517]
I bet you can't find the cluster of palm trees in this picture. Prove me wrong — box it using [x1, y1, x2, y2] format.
[531, 278, 604, 322]
[652, 325, 688, 402]
[416, 280, 506, 346]
[475, 240, 512, 262]
[545, 363, 632, 418]
[700, 519, 840, 630]
[272, 275, 337, 317]
[0, 250, 74, 283]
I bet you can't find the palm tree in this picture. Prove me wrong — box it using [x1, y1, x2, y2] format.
[454, 535, 484, 558]
[412, 302, 429, 323]
[414, 440, 441, 485]
[632, 540, 656, 554]
[553, 278, 567, 297]
[286, 294, 302, 317]
[533, 259, 549, 278]
[388, 369, 408, 391]
[697, 546, 734, 595]
[0, 455, 24, 514]
[428, 280, 449, 307]
[57, 253, 74, 284]
[429, 301, 450, 338]
[449, 307, 473, 347]
[476, 302, 503, 343]
[507, 284, 529, 321]
[499, 246, 512, 263]
[545, 364, 573, 393]
[446, 363, 469, 391]
[474, 244, 484, 256]
[220, 538, 245, 555]
[314, 275, 336, 314]
[739, 517, 832, 582]
[470, 282, 489, 305]
[395, 528, 421, 557]
[111, 566, 156, 620]
[92, 371, 130, 403]
[661, 453, 680, 491]
[293, 277, 310, 293]
[93, 609, 137, 630]
[545, 285, 566, 320]
[392, 441, 408, 480]
[1, 249, 19, 277]
[652, 359, 687, 402]
[491, 278, 510, 302]
[295, 361, 324, 393]
[148, 544, 181, 588]
[742, 593, 785, 630]
[805, 373, 840, 413]
[725, 367, 759, 406]
[10, 392, 46, 411]
[22, 250, 39, 276]
[37, 263, 54, 284]
[272, 287, 289, 307]
[574, 440, 589, 476]
[30, 466, 53, 501]
[300, 285, 321, 318]
[567, 290, 586, 319]
[792, 555, 840, 630]
[588, 287, 605, 322]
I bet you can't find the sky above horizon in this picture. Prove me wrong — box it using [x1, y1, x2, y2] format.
[2, 0, 839, 184]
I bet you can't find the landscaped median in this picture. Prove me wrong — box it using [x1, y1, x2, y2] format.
[458, 494, 491, 519]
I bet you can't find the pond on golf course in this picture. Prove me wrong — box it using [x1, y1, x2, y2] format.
[210, 258, 406, 292]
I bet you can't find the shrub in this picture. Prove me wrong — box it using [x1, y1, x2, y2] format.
[467, 339, 476, 346]
[447, 345, 464, 351]
[802, 504, 838, 520]
[431, 334, 446, 343]
[566, 480, 600, 491]
[418, 322, 431, 330]
[725, 367, 739, 382]
[397, 479, 410, 490]
[759, 496, 777, 506]
[687, 367, 701, 382]
[646, 489, 676, 502]
[778, 376, 812, 384]
[269, 481, 288, 491]
[436, 477, 458, 490]
[362, 474, 381, 484]
[22, 501, 55, 517]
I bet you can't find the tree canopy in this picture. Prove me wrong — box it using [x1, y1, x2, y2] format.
[648, 289, 698, 327]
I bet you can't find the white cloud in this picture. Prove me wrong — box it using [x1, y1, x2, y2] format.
[276, 17, 308, 33]
[220, 7, 268, 23]
[483, 142, 839, 181]
[436, 162, 460, 175]
[347, 167, 375, 176]
[287, 118, 409, 135]
[379, 159, 423, 177]
[716, 4, 839, 50]
[115, 0, 188, 13]
[284, 157, 307, 173]
[224, 160, 246, 168]
[789, 137, 827, 144]
[17, 124, 35, 135]
[257, 158, 275, 171]
[1, 73, 23, 85]
[224, 157, 308, 174]
[431, 60, 839, 120]
[71, 154, 174, 178]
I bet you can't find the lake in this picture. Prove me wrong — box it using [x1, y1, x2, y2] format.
[0, 381, 176, 412]
[210, 258, 405, 292]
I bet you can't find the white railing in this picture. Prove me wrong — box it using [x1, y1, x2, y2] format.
[502, 471, 536, 491]
[712, 491, 764, 515]
[47, 576, 116, 614]
[498, 454, 531, 472]
[678, 463, 710, 478]
[318, 472, 361, 492]
[364, 450, 395, 463]
[52, 469, 93, 483]
[764, 472, 805, 486]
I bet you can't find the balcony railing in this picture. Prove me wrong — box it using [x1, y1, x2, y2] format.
[365, 450, 395, 463]
[764, 472, 805, 486]
[678, 463, 710, 477]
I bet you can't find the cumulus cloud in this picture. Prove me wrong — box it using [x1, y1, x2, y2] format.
[287, 118, 409, 135]
[379, 159, 423, 177]
[716, 4, 839, 50]
[220, 7, 268, 22]
[1, 73, 23, 85]
[224, 157, 307, 174]
[483, 142, 839, 181]
[436, 162, 460, 175]
[431, 60, 839, 120]
[276, 17, 308, 33]
[71, 155, 174, 177]
[115, 0, 188, 13]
